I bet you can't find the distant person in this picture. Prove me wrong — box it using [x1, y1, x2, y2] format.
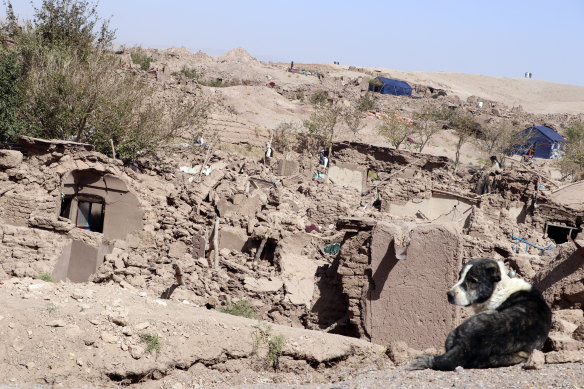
[319, 149, 329, 168]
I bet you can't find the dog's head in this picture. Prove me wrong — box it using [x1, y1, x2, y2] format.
[447, 258, 502, 306]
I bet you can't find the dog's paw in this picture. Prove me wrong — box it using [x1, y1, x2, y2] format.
[407, 356, 434, 370]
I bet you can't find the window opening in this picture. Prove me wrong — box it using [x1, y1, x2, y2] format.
[60, 196, 73, 218]
[75, 201, 105, 233]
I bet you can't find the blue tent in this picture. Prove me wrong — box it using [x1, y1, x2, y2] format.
[368, 77, 412, 96]
[514, 126, 567, 159]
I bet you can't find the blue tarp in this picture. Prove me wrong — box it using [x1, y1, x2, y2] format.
[368, 77, 412, 96]
[513, 126, 567, 159]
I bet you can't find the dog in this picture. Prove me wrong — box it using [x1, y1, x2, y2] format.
[409, 258, 551, 370]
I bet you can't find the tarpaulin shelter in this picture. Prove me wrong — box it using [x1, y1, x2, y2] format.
[513, 126, 567, 159]
[368, 77, 412, 96]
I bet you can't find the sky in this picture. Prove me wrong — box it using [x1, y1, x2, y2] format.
[8, 0, 584, 86]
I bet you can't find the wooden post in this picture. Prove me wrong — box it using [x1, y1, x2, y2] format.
[172, 259, 184, 286]
[110, 139, 117, 159]
[254, 235, 268, 265]
[213, 217, 220, 269]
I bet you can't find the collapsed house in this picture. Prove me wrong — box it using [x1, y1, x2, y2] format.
[0, 137, 583, 362]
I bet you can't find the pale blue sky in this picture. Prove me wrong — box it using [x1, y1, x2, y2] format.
[9, 0, 584, 86]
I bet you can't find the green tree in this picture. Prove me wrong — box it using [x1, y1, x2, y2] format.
[0, 48, 23, 142]
[563, 121, 584, 178]
[412, 105, 442, 152]
[302, 100, 343, 156]
[377, 111, 413, 150]
[449, 109, 477, 172]
[31, 0, 115, 53]
[343, 105, 365, 141]
[1, 0, 208, 159]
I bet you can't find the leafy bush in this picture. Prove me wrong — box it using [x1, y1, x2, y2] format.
[310, 90, 328, 106]
[357, 93, 376, 112]
[217, 300, 256, 318]
[39, 272, 54, 282]
[180, 67, 198, 79]
[140, 333, 161, 354]
[130, 48, 152, 71]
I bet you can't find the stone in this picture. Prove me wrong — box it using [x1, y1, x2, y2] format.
[553, 309, 584, 325]
[545, 350, 584, 364]
[168, 241, 187, 258]
[546, 332, 584, 351]
[523, 349, 545, 370]
[219, 226, 249, 252]
[386, 341, 409, 365]
[243, 277, 284, 293]
[129, 344, 145, 359]
[573, 324, 584, 342]
[0, 150, 23, 169]
[551, 318, 579, 335]
[101, 332, 118, 344]
[46, 320, 66, 327]
[274, 159, 300, 177]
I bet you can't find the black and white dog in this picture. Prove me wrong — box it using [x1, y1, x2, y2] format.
[410, 258, 551, 370]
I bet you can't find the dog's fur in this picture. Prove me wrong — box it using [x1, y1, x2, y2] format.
[409, 258, 551, 370]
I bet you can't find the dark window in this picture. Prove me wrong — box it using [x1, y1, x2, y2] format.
[75, 201, 105, 233]
[60, 196, 73, 218]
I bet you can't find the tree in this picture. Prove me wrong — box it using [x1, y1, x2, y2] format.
[449, 109, 477, 172]
[412, 105, 442, 152]
[0, 48, 23, 142]
[343, 105, 365, 141]
[272, 122, 299, 158]
[562, 121, 584, 179]
[31, 0, 115, 53]
[377, 110, 413, 150]
[476, 120, 514, 156]
[302, 100, 343, 156]
[0, 0, 208, 159]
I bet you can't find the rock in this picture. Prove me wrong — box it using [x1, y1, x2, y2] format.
[122, 326, 133, 336]
[523, 349, 545, 370]
[0, 150, 23, 169]
[573, 324, 584, 342]
[552, 318, 579, 335]
[46, 320, 66, 327]
[168, 241, 187, 258]
[135, 322, 150, 331]
[110, 315, 129, 327]
[243, 277, 284, 293]
[129, 344, 145, 359]
[553, 309, 584, 325]
[386, 341, 409, 365]
[100, 332, 118, 344]
[545, 350, 584, 364]
[546, 332, 584, 351]
[206, 296, 218, 308]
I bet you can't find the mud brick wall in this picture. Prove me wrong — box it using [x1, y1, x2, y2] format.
[0, 192, 57, 226]
[0, 224, 69, 279]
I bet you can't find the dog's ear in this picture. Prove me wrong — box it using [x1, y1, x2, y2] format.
[485, 261, 501, 283]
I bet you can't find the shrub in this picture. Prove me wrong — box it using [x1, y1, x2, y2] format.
[217, 300, 256, 319]
[309, 90, 328, 106]
[39, 272, 54, 282]
[180, 67, 198, 80]
[357, 93, 376, 112]
[140, 333, 161, 354]
[130, 48, 152, 71]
